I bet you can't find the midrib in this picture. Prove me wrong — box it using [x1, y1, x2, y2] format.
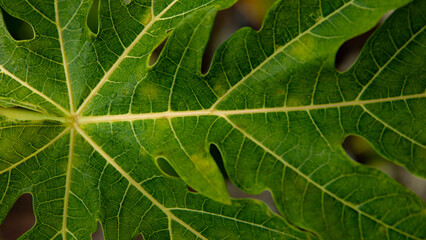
[2, 93, 423, 124]
[78, 92, 425, 124]
[55, 0, 74, 113]
[0, 106, 68, 122]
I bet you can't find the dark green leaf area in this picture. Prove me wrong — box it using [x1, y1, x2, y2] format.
[0, 120, 72, 238]
[83, 2, 235, 116]
[221, 111, 425, 239]
[73, 125, 314, 240]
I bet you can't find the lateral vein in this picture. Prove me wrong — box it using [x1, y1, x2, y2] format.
[221, 115, 422, 240]
[76, 0, 180, 115]
[168, 208, 303, 239]
[355, 24, 426, 101]
[361, 105, 424, 148]
[0, 65, 70, 115]
[209, 0, 355, 110]
[75, 126, 208, 240]
[0, 128, 70, 174]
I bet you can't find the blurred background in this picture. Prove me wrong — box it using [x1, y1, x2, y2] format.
[0, 0, 424, 239]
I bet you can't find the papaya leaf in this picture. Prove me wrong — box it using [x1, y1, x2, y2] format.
[0, 0, 425, 239]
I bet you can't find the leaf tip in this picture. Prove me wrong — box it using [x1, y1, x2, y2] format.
[215, 188, 232, 205]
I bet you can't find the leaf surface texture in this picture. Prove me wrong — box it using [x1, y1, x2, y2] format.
[0, 0, 425, 239]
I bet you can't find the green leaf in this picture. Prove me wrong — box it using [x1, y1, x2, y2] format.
[0, 0, 425, 240]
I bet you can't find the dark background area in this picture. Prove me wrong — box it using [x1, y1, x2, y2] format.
[0, 0, 424, 239]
